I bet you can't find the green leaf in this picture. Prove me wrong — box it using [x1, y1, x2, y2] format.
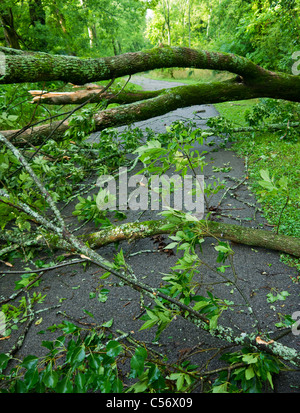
[106, 340, 122, 358]
[242, 354, 258, 364]
[0, 353, 11, 372]
[83, 309, 95, 318]
[130, 347, 147, 378]
[139, 318, 158, 331]
[193, 300, 209, 312]
[101, 318, 114, 328]
[42, 340, 54, 351]
[56, 376, 73, 393]
[212, 383, 229, 393]
[260, 169, 271, 182]
[266, 371, 274, 389]
[71, 346, 86, 365]
[111, 377, 123, 393]
[21, 355, 39, 371]
[74, 372, 86, 392]
[245, 366, 255, 381]
[24, 368, 39, 389]
[214, 245, 231, 253]
[168, 372, 185, 391]
[97, 288, 109, 303]
[15, 380, 28, 393]
[258, 180, 276, 191]
[100, 271, 111, 279]
[209, 314, 219, 330]
[43, 366, 58, 389]
[60, 320, 79, 334]
[164, 242, 178, 249]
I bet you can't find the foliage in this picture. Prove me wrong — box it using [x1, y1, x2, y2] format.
[146, 0, 300, 72]
[0, 317, 163, 393]
[134, 120, 224, 210]
[0, 0, 150, 56]
[212, 347, 283, 393]
[214, 98, 300, 242]
[0, 313, 284, 394]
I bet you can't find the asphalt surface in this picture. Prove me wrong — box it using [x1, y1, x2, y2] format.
[0, 75, 299, 393]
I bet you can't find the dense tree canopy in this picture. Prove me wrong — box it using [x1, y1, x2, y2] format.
[146, 0, 300, 72]
[0, 0, 151, 56]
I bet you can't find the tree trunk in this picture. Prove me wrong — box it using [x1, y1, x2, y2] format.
[1, 46, 299, 97]
[3, 46, 298, 89]
[0, 9, 21, 49]
[29, 0, 46, 26]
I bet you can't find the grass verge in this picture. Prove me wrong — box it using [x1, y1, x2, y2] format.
[215, 99, 300, 271]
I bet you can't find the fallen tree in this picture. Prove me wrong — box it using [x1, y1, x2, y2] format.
[1, 46, 300, 141]
[28, 84, 160, 105]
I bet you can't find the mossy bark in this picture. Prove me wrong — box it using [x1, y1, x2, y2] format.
[1, 45, 297, 87]
[1, 120, 69, 145]
[26, 219, 299, 258]
[80, 219, 300, 258]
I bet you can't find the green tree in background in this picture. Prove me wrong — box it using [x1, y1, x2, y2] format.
[0, 0, 151, 56]
[146, 0, 300, 72]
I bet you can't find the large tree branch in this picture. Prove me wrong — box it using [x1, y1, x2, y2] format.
[2, 45, 299, 99]
[1, 46, 271, 84]
[3, 78, 300, 143]
[80, 219, 300, 258]
[2, 217, 300, 258]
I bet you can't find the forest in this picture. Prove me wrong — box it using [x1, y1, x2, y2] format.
[0, 0, 300, 395]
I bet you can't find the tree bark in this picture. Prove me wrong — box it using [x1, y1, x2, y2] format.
[79, 219, 300, 258]
[0, 120, 69, 145]
[1, 46, 299, 94]
[4, 219, 299, 258]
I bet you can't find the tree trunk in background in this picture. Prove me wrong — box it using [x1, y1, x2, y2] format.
[0, 8, 21, 49]
[162, 0, 172, 45]
[188, 0, 191, 47]
[29, 0, 46, 26]
[79, 0, 94, 48]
